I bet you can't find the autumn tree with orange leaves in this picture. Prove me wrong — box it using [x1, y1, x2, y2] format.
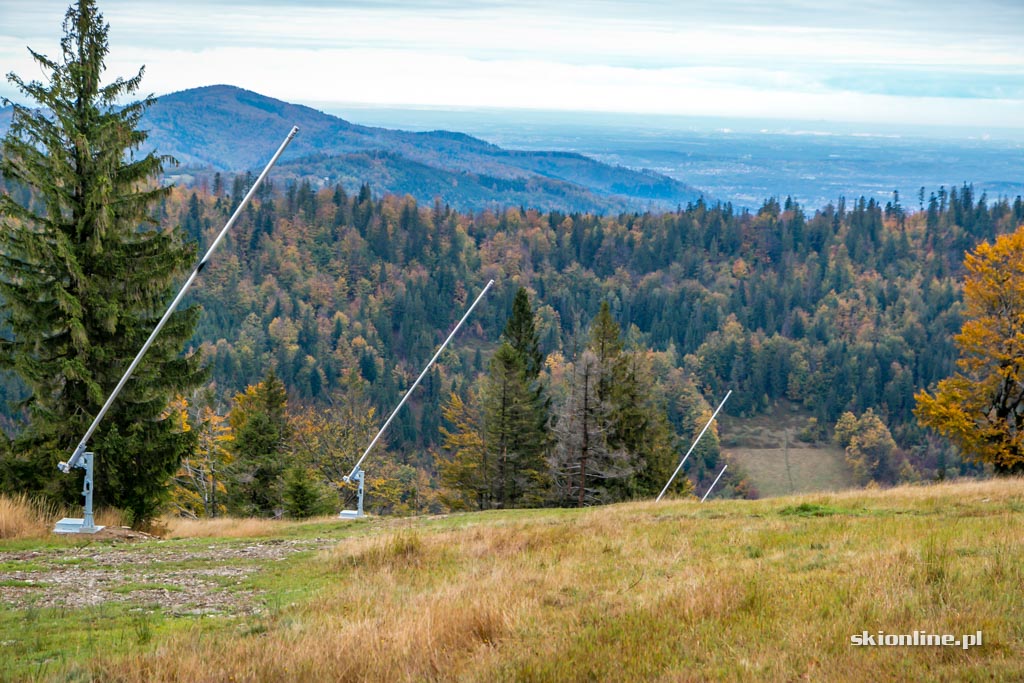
[915, 226, 1024, 473]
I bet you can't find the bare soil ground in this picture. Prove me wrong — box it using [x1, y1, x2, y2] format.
[0, 533, 336, 616]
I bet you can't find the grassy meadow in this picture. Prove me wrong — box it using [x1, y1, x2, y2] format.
[720, 400, 855, 497]
[728, 446, 851, 498]
[1, 479, 1022, 681]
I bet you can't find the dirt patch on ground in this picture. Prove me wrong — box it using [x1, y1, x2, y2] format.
[88, 526, 160, 542]
[0, 536, 338, 616]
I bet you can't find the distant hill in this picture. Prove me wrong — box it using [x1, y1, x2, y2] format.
[139, 85, 703, 212]
[0, 87, 702, 212]
[269, 151, 645, 214]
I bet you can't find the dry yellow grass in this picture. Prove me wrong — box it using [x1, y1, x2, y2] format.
[161, 513, 343, 538]
[0, 495, 333, 540]
[0, 493, 62, 539]
[0, 493, 129, 539]
[78, 477, 1024, 682]
[93, 506, 128, 528]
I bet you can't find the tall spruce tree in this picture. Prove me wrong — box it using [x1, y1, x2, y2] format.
[501, 286, 550, 473]
[589, 301, 624, 405]
[227, 370, 291, 516]
[585, 302, 675, 499]
[0, 0, 203, 523]
[482, 343, 548, 507]
[504, 288, 544, 379]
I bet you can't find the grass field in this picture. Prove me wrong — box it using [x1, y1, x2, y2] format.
[2, 479, 1023, 681]
[727, 446, 851, 497]
[720, 400, 855, 497]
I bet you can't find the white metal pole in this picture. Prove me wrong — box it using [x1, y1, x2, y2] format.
[344, 279, 495, 483]
[656, 389, 732, 501]
[60, 126, 300, 473]
[701, 464, 728, 502]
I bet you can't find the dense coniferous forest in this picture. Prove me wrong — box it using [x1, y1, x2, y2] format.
[3, 168, 1022, 513]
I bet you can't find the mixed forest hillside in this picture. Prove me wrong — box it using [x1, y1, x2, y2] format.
[5, 162, 1019, 511]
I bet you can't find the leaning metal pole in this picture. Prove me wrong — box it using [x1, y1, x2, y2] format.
[344, 279, 495, 484]
[59, 126, 299, 475]
[656, 389, 732, 502]
[701, 464, 728, 502]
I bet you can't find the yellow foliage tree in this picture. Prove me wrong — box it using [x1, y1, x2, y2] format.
[915, 226, 1024, 473]
[170, 397, 233, 518]
[834, 409, 898, 485]
[288, 396, 378, 508]
[437, 391, 491, 511]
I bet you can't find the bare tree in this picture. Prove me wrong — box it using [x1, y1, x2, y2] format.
[549, 351, 631, 506]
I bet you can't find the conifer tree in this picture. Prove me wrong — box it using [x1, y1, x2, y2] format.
[0, 0, 203, 523]
[438, 390, 492, 510]
[550, 350, 627, 506]
[283, 466, 331, 518]
[504, 288, 544, 378]
[584, 302, 675, 498]
[228, 370, 291, 516]
[171, 395, 233, 519]
[482, 343, 548, 507]
[589, 301, 624, 404]
[502, 287, 550, 469]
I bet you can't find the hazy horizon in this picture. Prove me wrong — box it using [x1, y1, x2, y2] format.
[2, 0, 1022, 133]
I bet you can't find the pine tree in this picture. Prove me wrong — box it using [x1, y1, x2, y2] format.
[0, 0, 203, 523]
[589, 301, 624, 404]
[501, 286, 550, 475]
[584, 302, 675, 499]
[613, 352, 676, 497]
[504, 288, 544, 378]
[482, 343, 548, 507]
[283, 466, 331, 518]
[227, 370, 291, 515]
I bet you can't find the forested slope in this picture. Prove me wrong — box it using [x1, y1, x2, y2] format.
[156, 182, 1020, 486]
[3, 171, 1021, 509]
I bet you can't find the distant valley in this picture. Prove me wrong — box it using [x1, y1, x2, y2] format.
[0, 86, 699, 213]
[5, 86, 1022, 213]
[333, 106, 1024, 210]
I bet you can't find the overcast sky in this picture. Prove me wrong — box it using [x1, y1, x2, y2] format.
[2, 0, 1023, 130]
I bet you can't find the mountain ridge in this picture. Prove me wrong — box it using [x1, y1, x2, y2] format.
[139, 84, 703, 212]
[2, 85, 702, 212]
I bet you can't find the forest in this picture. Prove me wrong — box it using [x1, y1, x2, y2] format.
[3, 167, 1023, 516]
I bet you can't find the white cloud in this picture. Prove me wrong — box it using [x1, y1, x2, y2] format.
[1, 0, 1022, 129]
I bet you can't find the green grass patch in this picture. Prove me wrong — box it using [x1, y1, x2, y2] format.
[779, 502, 854, 517]
[0, 560, 48, 572]
[0, 601, 201, 681]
